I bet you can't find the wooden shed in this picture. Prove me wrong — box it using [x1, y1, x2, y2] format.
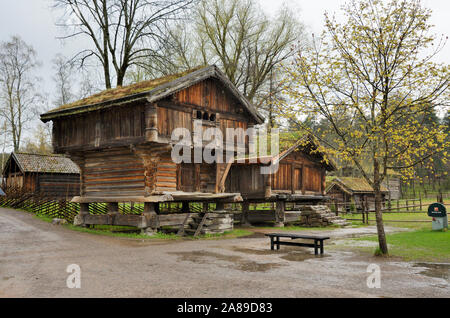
[226, 136, 336, 226]
[1, 152, 80, 199]
[40, 65, 264, 233]
[325, 177, 388, 212]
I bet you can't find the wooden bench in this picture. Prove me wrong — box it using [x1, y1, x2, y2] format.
[265, 233, 330, 255]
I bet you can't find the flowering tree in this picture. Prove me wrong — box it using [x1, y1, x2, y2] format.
[279, 0, 450, 255]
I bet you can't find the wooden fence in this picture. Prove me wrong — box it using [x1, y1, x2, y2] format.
[327, 198, 424, 214]
[0, 187, 147, 223]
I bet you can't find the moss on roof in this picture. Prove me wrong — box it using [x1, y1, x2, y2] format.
[47, 66, 205, 114]
[330, 177, 388, 193]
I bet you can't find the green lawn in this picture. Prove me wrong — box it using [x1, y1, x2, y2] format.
[354, 228, 450, 262]
[342, 212, 442, 229]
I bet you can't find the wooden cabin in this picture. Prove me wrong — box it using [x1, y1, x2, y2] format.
[226, 136, 336, 226]
[40, 65, 264, 232]
[325, 177, 388, 212]
[2, 152, 80, 199]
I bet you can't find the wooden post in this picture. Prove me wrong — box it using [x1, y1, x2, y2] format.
[145, 104, 158, 142]
[241, 201, 251, 227]
[107, 202, 119, 225]
[215, 201, 225, 211]
[275, 200, 285, 228]
[265, 175, 272, 198]
[362, 202, 366, 224]
[406, 199, 409, 212]
[419, 196, 422, 211]
[182, 202, 190, 213]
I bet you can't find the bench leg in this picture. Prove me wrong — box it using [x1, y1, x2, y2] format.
[320, 240, 324, 255]
[314, 240, 319, 255]
[270, 237, 274, 250]
[276, 237, 280, 250]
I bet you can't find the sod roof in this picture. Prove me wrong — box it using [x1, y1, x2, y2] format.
[41, 65, 264, 124]
[326, 177, 388, 194]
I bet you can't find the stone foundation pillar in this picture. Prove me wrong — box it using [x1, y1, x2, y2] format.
[141, 202, 159, 235]
[74, 203, 90, 227]
[275, 201, 286, 228]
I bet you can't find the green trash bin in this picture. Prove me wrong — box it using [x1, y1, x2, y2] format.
[427, 203, 448, 231]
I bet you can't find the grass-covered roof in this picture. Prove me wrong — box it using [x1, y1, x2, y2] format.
[41, 65, 264, 124]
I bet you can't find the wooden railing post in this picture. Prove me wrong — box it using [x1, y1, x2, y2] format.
[241, 201, 251, 227]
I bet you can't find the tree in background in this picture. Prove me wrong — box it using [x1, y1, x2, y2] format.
[0, 36, 42, 151]
[131, 0, 305, 120]
[21, 123, 53, 155]
[279, 0, 450, 255]
[52, 54, 75, 106]
[54, 0, 194, 89]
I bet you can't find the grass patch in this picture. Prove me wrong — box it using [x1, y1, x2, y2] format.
[354, 228, 450, 262]
[342, 212, 437, 229]
[32, 212, 253, 240]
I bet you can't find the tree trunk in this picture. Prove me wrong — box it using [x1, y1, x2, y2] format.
[374, 161, 388, 255]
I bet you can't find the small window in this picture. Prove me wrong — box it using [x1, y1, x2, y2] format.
[196, 111, 202, 119]
[203, 112, 209, 121]
[209, 114, 216, 122]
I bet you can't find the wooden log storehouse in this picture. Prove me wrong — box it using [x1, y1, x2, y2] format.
[325, 177, 388, 212]
[226, 136, 336, 226]
[40, 65, 264, 233]
[1, 152, 80, 199]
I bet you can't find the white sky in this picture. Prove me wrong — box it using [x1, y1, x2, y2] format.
[0, 0, 449, 147]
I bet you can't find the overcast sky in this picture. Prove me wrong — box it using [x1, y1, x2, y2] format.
[0, 0, 449, 146]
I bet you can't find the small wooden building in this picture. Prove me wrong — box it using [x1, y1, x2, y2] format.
[226, 136, 336, 225]
[40, 65, 264, 233]
[325, 177, 388, 212]
[1, 152, 80, 199]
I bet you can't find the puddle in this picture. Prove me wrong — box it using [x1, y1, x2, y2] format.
[333, 239, 380, 248]
[231, 247, 279, 256]
[281, 252, 330, 262]
[230, 246, 330, 262]
[414, 263, 450, 281]
[237, 232, 267, 239]
[170, 251, 284, 272]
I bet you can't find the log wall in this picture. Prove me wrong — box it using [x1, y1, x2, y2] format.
[82, 149, 145, 197]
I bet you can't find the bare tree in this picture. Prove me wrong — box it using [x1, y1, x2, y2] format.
[52, 54, 75, 106]
[195, 0, 303, 106]
[54, 0, 195, 89]
[0, 36, 42, 151]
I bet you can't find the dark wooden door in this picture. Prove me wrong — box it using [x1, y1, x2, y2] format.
[178, 164, 195, 192]
[293, 167, 302, 191]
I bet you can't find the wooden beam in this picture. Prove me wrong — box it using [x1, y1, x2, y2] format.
[217, 159, 234, 193]
[71, 194, 173, 203]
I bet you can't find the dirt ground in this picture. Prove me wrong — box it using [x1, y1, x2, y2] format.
[0, 207, 448, 298]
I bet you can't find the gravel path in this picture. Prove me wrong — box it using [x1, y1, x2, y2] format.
[0, 207, 448, 298]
